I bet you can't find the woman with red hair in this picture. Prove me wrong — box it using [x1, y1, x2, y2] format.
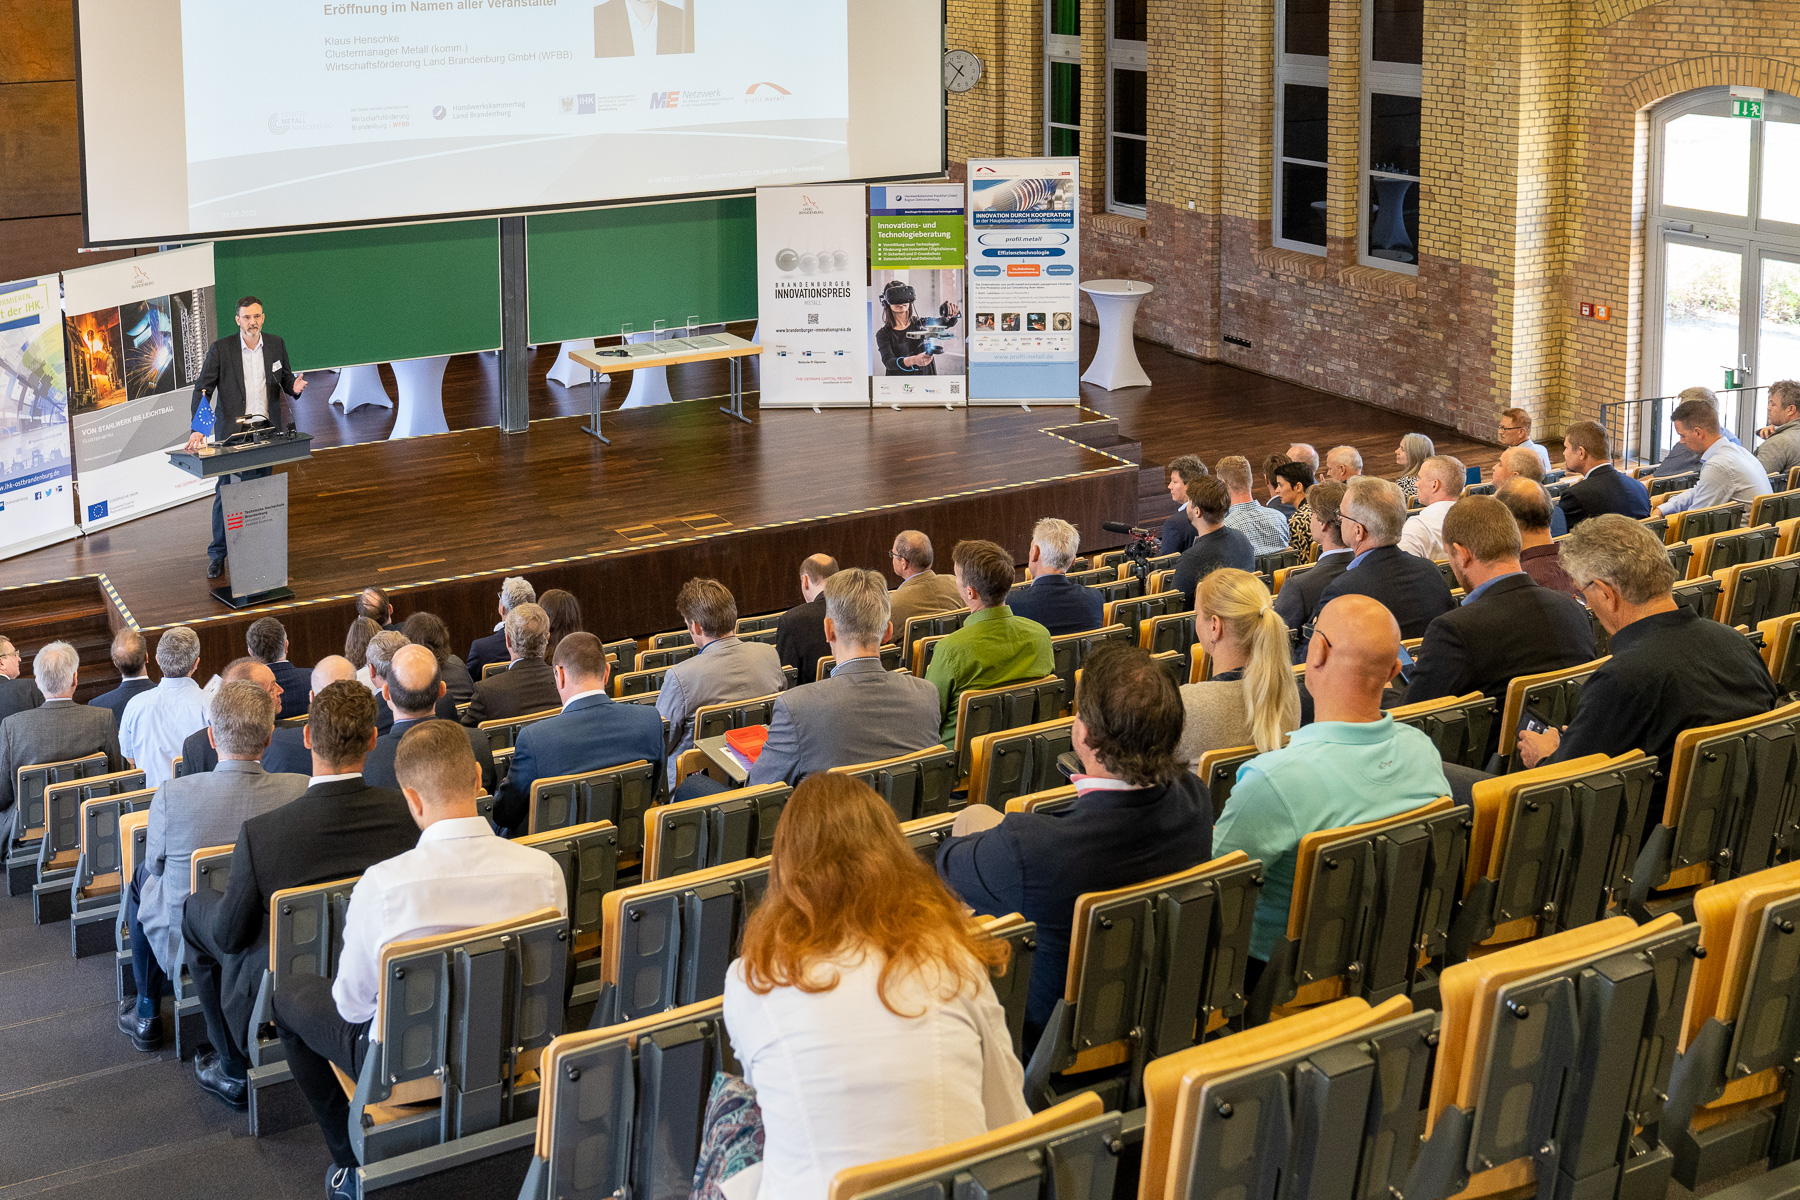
[690, 773, 1028, 1199]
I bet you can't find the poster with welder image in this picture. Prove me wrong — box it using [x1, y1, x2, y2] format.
[868, 183, 965, 407]
[0, 278, 79, 560]
[63, 246, 219, 533]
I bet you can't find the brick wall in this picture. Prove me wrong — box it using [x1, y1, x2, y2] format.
[944, 0, 1800, 440]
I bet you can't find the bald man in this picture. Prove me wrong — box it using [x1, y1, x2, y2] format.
[179, 657, 312, 775]
[363, 644, 497, 795]
[1213, 594, 1452, 981]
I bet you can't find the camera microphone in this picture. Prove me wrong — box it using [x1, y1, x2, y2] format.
[1102, 521, 1147, 535]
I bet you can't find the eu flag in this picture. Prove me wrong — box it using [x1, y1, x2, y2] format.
[191, 402, 215, 436]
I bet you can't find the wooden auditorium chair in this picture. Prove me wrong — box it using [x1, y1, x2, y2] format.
[475, 705, 561, 755]
[1105, 589, 1185, 637]
[814, 643, 904, 677]
[1047, 624, 1133, 698]
[900, 608, 970, 665]
[69, 786, 155, 958]
[640, 781, 791, 881]
[32, 766, 145, 923]
[1495, 655, 1611, 773]
[7, 749, 111, 895]
[524, 760, 659, 854]
[830, 745, 960, 822]
[1687, 524, 1779, 578]
[1752, 487, 1800, 529]
[964, 716, 1073, 810]
[1194, 742, 1260, 811]
[1385, 691, 1496, 770]
[1004, 784, 1077, 815]
[1716, 551, 1800, 628]
[1762, 610, 1800, 698]
[113, 807, 150, 1003]
[950, 675, 1068, 779]
[1666, 500, 1746, 545]
[170, 843, 237, 1059]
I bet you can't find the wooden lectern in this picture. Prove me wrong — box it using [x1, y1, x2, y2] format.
[168, 429, 313, 608]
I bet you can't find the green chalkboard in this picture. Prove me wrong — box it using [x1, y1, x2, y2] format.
[525, 198, 756, 345]
[212, 221, 501, 371]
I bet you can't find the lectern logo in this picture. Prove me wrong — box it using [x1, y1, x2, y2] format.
[226, 511, 245, 531]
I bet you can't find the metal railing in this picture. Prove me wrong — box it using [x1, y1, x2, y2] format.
[1600, 384, 1768, 469]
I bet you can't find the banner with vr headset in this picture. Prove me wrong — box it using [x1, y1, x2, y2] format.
[755, 184, 872, 408]
[965, 157, 1081, 405]
[0, 278, 80, 561]
[63, 245, 218, 532]
[868, 184, 966, 407]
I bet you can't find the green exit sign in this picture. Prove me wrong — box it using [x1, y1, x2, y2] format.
[1734, 98, 1764, 119]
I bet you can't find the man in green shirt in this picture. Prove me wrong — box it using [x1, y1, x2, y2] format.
[924, 539, 1055, 748]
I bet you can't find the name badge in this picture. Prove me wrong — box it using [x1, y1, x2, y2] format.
[270, 360, 282, 371]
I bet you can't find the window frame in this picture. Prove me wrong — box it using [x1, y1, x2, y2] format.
[1272, 0, 1329, 255]
[1104, 0, 1148, 218]
[1358, 0, 1422, 274]
[1043, 0, 1081, 157]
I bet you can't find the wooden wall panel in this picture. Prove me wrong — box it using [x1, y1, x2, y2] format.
[0, 82, 78, 219]
[0, 0, 75, 83]
[0, 214, 136, 279]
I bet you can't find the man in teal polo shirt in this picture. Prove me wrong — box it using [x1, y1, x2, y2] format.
[1214, 592, 1450, 979]
[925, 538, 1055, 749]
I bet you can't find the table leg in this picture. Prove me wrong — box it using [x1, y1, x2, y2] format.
[720, 355, 753, 425]
[582, 367, 610, 444]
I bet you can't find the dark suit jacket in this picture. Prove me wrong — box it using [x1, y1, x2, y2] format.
[1316, 544, 1457, 638]
[365, 716, 497, 797]
[1273, 548, 1352, 639]
[593, 0, 686, 56]
[194, 776, 418, 1047]
[1159, 508, 1196, 556]
[1006, 574, 1106, 636]
[179, 723, 311, 777]
[374, 688, 458, 735]
[1559, 463, 1650, 529]
[442, 655, 476, 705]
[775, 597, 831, 685]
[493, 693, 665, 835]
[0, 677, 45, 725]
[465, 630, 507, 679]
[1404, 573, 1595, 756]
[461, 657, 559, 726]
[0, 699, 123, 812]
[89, 677, 154, 729]
[189, 333, 299, 430]
[267, 660, 310, 721]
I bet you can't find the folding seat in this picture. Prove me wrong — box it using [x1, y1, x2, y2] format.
[1752, 488, 1800, 528]
[32, 766, 145, 923]
[525, 761, 660, 861]
[609, 664, 667, 697]
[7, 750, 110, 895]
[1673, 573, 1726, 621]
[69, 786, 155, 957]
[1777, 515, 1800, 558]
[1194, 743, 1260, 811]
[1003, 785, 1077, 815]
[815, 643, 904, 678]
[691, 691, 780, 744]
[600, 637, 637, 674]
[640, 781, 791, 881]
[1688, 524, 1779, 577]
[1668, 538, 1697, 580]
[1065, 565, 1118, 588]
[650, 628, 694, 649]
[114, 807, 150, 1002]
[1668, 500, 1746, 543]
[474, 706, 562, 755]
[1495, 655, 1610, 773]
[1140, 609, 1199, 670]
[1385, 691, 1495, 770]
[901, 608, 970, 663]
[832, 745, 960, 822]
[1047, 624, 1132, 697]
[172, 843, 239, 1058]
[1651, 470, 1702, 501]
[1254, 547, 1304, 590]
[953, 678, 1069, 779]
[1762, 610, 1800, 698]
[1090, 575, 1147, 607]
[1106, 589, 1186, 638]
[965, 717, 1074, 810]
[1272, 560, 1313, 597]
[637, 642, 699, 670]
[733, 611, 781, 636]
[1715, 551, 1800, 628]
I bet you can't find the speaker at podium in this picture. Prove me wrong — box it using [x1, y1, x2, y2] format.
[169, 421, 314, 608]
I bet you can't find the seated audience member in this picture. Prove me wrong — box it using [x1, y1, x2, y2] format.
[697, 773, 1029, 1200]
[1262, 453, 1295, 518]
[344, 617, 380, 686]
[0, 640, 122, 814]
[1217, 455, 1291, 553]
[1651, 395, 1771, 517]
[750, 569, 941, 786]
[1559, 420, 1650, 527]
[493, 633, 663, 834]
[924, 540, 1054, 750]
[357, 585, 399, 631]
[1273, 481, 1353, 636]
[1172, 476, 1257, 607]
[178, 681, 416, 1107]
[658, 579, 786, 784]
[0, 636, 45, 722]
[1271, 461, 1316, 553]
[460, 602, 560, 726]
[1397, 455, 1467, 559]
[179, 657, 312, 775]
[1404, 497, 1593, 756]
[1393, 433, 1435, 502]
[400, 611, 476, 705]
[120, 681, 307, 1059]
[120, 626, 208, 789]
[245, 616, 308, 720]
[1158, 455, 1209, 557]
[887, 530, 966, 639]
[272, 721, 566, 1191]
[1500, 478, 1581, 597]
[1754, 379, 1800, 477]
[364, 630, 410, 732]
[1008, 518, 1104, 636]
[1287, 442, 1320, 475]
[1492, 445, 1568, 535]
[365, 645, 498, 798]
[1177, 569, 1300, 770]
[1315, 477, 1456, 638]
[937, 643, 1213, 1045]
[1323, 444, 1363, 483]
[1216, 595, 1450, 981]
[1517, 515, 1777, 810]
[1653, 387, 1744, 476]
[776, 554, 839, 685]
[539, 588, 582, 658]
[467, 575, 535, 678]
[89, 629, 154, 727]
[1497, 406, 1552, 473]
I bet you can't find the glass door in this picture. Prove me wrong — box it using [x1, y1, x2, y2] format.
[1758, 252, 1800, 387]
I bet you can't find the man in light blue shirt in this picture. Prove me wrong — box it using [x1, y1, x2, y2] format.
[1216, 455, 1292, 554]
[119, 626, 208, 789]
[1498, 407, 1552, 475]
[1213, 593, 1450, 971]
[1652, 395, 1771, 517]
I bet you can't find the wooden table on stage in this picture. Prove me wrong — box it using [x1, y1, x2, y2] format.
[570, 333, 761, 444]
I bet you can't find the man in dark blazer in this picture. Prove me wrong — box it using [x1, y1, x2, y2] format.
[493, 634, 663, 835]
[466, 576, 536, 680]
[177, 660, 311, 777]
[186, 296, 307, 579]
[749, 569, 941, 786]
[1315, 476, 1456, 639]
[1273, 481, 1351, 648]
[775, 555, 838, 685]
[365, 646, 497, 796]
[937, 643, 1213, 1048]
[0, 636, 44, 724]
[0, 642, 122, 813]
[245, 617, 309, 721]
[1559, 420, 1650, 529]
[1156, 455, 1207, 557]
[461, 603, 560, 726]
[1404, 497, 1595, 759]
[88, 629, 155, 728]
[179, 681, 417, 1108]
[594, 0, 688, 56]
[1008, 519, 1105, 636]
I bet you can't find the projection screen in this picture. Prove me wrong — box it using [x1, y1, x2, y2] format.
[74, 0, 944, 245]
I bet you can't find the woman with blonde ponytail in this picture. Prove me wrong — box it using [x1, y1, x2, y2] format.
[1176, 568, 1302, 769]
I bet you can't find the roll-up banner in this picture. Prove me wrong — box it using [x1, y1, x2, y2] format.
[63, 245, 218, 531]
[0, 279, 79, 561]
[868, 184, 966, 407]
[965, 158, 1081, 405]
[756, 184, 871, 408]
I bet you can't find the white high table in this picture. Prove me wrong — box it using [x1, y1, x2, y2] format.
[569, 333, 761, 444]
[1079, 278, 1154, 391]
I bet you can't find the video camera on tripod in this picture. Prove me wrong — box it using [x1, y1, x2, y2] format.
[1102, 520, 1159, 582]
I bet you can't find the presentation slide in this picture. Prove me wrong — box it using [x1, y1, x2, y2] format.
[76, 0, 941, 244]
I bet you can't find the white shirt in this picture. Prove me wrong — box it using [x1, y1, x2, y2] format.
[562, 688, 607, 710]
[119, 677, 208, 790]
[1398, 499, 1455, 560]
[628, 0, 657, 55]
[332, 816, 567, 1023]
[1657, 436, 1774, 515]
[723, 951, 1029, 1200]
[1517, 438, 1552, 474]
[240, 332, 269, 421]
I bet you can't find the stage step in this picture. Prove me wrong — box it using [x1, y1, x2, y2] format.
[1138, 464, 1176, 528]
[0, 576, 123, 702]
